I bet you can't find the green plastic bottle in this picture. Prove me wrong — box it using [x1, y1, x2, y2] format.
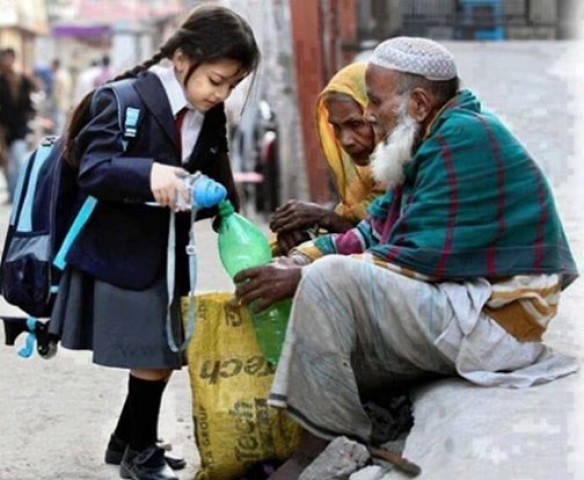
[217, 200, 291, 364]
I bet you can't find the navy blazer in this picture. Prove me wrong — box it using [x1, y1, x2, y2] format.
[66, 71, 239, 291]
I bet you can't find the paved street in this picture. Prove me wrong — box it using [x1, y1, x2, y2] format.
[1, 41, 583, 479]
[0, 217, 232, 480]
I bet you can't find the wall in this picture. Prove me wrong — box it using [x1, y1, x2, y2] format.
[220, 0, 306, 202]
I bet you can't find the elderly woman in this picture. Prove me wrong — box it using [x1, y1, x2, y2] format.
[270, 62, 384, 255]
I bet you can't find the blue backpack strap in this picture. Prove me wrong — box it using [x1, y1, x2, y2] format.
[107, 78, 142, 149]
[90, 78, 142, 146]
[54, 79, 143, 271]
[11, 140, 56, 230]
[53, 196, 98, 270]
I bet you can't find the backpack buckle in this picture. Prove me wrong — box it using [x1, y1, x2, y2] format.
[124, 107, 140, 138]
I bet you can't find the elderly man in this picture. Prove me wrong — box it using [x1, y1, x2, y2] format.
[234, 37, 578, 478]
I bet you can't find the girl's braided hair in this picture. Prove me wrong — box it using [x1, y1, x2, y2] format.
[64, 4, 260, 166]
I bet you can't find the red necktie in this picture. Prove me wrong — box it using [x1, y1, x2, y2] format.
[174, 107, 188, 160]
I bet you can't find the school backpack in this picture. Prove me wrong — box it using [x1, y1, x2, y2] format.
[0, 79, 142, 318]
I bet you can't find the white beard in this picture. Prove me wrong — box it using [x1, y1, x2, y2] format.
[371, 108, 420, 186]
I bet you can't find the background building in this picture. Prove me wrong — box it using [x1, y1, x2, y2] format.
[0, 0, 48, 74]
[287, 0, 581, 205]
[9, 0, 582, 209]
[356, 0, 578, 44]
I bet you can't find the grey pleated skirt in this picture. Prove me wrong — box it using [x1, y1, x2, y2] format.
[49, 268, 184, 369]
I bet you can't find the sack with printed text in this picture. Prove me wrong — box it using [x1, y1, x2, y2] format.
[184, 292, 300, 480]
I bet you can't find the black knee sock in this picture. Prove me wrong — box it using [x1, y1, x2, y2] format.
[112, 375, 133, 443]
[128, 375, 167, 452]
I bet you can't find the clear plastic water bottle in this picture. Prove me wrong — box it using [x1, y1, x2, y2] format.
[217, 199, 291, 364]
[176, 172, 227, 210]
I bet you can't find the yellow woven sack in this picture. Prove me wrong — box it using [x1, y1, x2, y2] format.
[184, 292, 300, 480]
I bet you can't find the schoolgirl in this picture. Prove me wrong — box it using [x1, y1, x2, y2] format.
[49, 5, 260, 479]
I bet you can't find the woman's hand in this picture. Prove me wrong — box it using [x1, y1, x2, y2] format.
[234, 262, 302, 313]
[276, 230, 311, 256]
[269, 200, 329, 233]
[150, 163, 189, 209]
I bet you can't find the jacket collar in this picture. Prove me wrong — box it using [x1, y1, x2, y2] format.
[133, 71, 177, 149]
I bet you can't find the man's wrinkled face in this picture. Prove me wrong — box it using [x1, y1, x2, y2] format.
[364, 64, 404, 140]
[364, 64, 421, 186]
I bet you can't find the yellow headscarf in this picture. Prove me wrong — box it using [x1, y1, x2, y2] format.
[316, 62, 384, 222]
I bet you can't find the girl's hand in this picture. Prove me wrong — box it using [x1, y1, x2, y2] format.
[150, 163, 189, 209]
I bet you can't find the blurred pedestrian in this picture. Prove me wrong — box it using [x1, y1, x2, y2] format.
[94, 54, 115, 87]
[72, 59, 101, 105]
[50, 59, 72, 134]
[270, 62, 384, 254]
[48, 4, 260, 480]
[0, 47, 36, 202]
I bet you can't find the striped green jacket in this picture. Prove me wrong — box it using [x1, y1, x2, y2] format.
[300, 89, 578, 288]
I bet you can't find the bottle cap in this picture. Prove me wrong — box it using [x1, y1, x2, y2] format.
[192, 175, 227, 208]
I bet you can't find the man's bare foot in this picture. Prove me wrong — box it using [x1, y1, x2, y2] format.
[269, 429, 328, 480]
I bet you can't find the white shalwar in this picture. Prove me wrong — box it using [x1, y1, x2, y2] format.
[268, 256, 578, 442]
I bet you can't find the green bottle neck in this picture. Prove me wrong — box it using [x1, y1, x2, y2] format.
[218, 199, 234, 217]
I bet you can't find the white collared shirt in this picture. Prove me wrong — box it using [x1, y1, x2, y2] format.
[150, 65, 205, 164]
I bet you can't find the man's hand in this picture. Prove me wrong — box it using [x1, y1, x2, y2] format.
[269, 200, 329, 233]
[234, 261, 302, 313]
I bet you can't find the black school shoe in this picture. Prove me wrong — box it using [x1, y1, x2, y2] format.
[120, 445, 178, 480]
[105, 434, 186, 471]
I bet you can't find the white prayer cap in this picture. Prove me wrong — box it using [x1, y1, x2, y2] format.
[369, 37, 457, 81]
